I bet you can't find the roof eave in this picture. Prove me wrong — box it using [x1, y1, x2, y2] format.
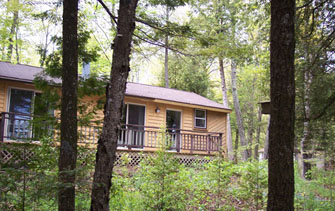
[0, 76, 34, 83]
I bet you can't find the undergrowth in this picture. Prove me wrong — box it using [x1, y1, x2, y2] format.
[1, 138, 334, 210]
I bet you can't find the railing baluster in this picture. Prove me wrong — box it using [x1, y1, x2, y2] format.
[93, 126, 96, 144]
[208, 135, 211, 154]
[192, 135, 194, 151]
[155, 131, 157, 147]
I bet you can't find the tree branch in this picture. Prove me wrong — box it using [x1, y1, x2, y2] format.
[97, 0, 117, 25]
[312, 92, 335, 120]
[133, 33, 194, 56]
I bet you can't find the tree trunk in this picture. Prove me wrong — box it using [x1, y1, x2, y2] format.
[58, 0, 78, 210]
[267, 0, 295, 209]
[247, 77, 256, 158]
[234, 128, 239, 164]
[301, 66, 313, 179]
[231, 60, 249, 161]
[90, 1, 138, 210]
[7, 0, 19, 62]
[219, 58, 233, 160]
[15, 27, 19, 63]
[164, 5, 169, 88]
[263, 116, 270, 160]
[254, 107, 262, 160]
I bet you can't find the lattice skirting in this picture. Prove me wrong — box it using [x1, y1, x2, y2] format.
[1, 144, 216, 167]
[0, 145, 35, 166]
[112, 151, 216, 167]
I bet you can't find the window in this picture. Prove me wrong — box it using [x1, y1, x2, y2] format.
[194, 109, 206, 128]
[6, 88, 53, 141]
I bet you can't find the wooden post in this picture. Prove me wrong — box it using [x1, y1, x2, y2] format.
[219, 133, 223, 152]
[0, 113, 5, 142]
[176, 133, 180, 152]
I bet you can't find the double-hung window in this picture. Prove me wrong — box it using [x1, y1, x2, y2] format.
[194, 109, 206, 128]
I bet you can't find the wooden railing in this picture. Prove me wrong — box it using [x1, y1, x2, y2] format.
[0, 112, 223, 153]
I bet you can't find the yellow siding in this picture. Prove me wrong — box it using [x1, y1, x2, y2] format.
[207, 111, 227, 133]
[207, 111, 227, 152]
[0, 80, 37, 113]
[0, 80, 6, 112]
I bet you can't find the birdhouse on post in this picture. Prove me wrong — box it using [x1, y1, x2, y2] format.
[259, 101, 271, 115]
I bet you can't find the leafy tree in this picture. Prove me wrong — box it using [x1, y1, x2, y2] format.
[136, 136, 189, 210]
[0, 0, 33, 63]
[188, 0, 271, 161]
[295, 0, 335, 178]
[158, 54, 213, 98]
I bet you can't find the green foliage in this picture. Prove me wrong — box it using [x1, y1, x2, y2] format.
[0, 138, 58, 210]
[0, 136, 98, 210]
[295, 163, 335, 210]
[135, 132, 189, 210]
[235, 160, 268, 209]
[0, 0, 33, 63]
[4, 144, 335, 211]
[158, 54, 214, 98]
[205, 156, 234, 210]
[109, 155, 143, 210]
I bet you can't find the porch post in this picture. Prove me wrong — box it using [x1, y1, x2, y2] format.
[219, 133, 223, 151]
[0, 113, 5, 142]
[176, 132, 180, 152]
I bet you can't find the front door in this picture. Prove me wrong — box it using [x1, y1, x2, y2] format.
[166, 110, 181, 151]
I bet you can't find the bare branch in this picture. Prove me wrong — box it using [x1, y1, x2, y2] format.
[97, 0, 117, 25]
[133, 33, 194, 56]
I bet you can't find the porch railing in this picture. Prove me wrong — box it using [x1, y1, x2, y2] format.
[0, 112, 223, 153]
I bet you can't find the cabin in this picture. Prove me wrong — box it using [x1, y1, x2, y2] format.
[0, 62, 231, 164]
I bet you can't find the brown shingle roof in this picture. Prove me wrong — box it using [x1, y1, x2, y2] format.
[126, 83, 230, 110]
[0, 61, 60, 83]
[0, 61, 44, 83]
[0, 61, 230, 111]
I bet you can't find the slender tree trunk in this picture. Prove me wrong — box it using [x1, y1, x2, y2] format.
[301, 66, 313, 179]
[40, 27, 50, 67]
[7, 0, 19, 62]
[164, 5, 169, 88]
[219, 58, 233, 160]
[234, 128, 239, 164]
[58, 0, 78, 210]
[263, 116, 270, 160]
[247, 77, 256, 158]
[15, 27, 19, 63]
[231, 60, 249, 161]
[90, 1, 138, 210]
[254, 107, 262, 160]
[267, 0, 296, 209]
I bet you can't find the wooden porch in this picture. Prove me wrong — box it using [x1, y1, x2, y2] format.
[0, 112, 223, 155]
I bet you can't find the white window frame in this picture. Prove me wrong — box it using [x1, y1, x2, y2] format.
[194, 109, 206, 128]
[5, 87, 37, 141]
[123, 102, 146, 126]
